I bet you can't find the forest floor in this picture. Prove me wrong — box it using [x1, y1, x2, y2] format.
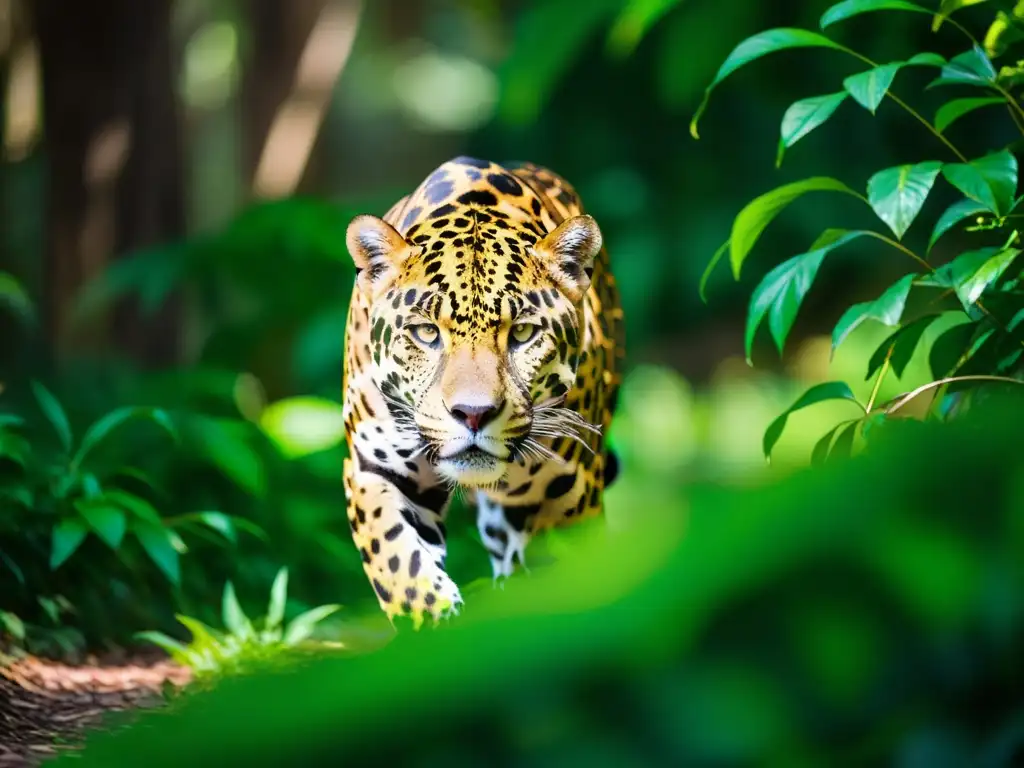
[0, 652, 190, 766]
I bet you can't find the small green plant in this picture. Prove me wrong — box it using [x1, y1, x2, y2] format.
[693, 0, 1024, 462]
[137, 568, 342, 679]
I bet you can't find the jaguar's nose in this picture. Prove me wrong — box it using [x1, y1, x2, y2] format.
[449, 401, 504, 432]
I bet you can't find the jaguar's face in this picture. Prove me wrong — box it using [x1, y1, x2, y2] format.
[347, 208, 602, 486]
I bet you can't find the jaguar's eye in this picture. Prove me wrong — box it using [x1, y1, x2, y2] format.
[510, 322, 538, 345]
[410, 324, 440, 347]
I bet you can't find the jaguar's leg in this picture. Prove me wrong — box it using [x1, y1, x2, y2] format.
[344, 455, 461, 625]
[475, 490, 536, 582]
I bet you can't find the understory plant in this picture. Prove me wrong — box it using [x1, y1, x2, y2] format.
[137, 567, 342, 681]
[694, 0, 1024, 462]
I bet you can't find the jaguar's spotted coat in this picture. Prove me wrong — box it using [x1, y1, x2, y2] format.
[342, 157, 624, 623]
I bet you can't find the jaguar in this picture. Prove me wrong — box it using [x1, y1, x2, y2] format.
[341, 156, 624, 624]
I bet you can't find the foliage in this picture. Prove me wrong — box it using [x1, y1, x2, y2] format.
[0, 379, 265, 654]
[694, 0, 1024, 462]
[58, 395, 1024, 766]
[137, 568, 342, 681]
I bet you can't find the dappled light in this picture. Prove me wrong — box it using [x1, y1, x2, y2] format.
[0, 0, 1023, 765]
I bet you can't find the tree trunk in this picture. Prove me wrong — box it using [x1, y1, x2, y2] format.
[34, 0, 184, 366]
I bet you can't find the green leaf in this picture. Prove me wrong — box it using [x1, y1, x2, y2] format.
[188, 416, 267, 498]
[31, 381, 72, 453]
[956, 247, 1022, 306]
[843, 63, 901, 114]
[283, 604, 342, 646]
[820, 0, 931, 29]
[762, 382, 863, 460]
[929, 198, 989, 253]
[866, 314, 945, 379]
[928, 45, 997, 88]
[935, 97, 1005, 133]
[811, 421, 849, 466]
[777, 92, 848, 166]
[499, 0, 622, 125]
[933, 0, 988, 31]
[104, 489, 163, 524]
[867, 162, 943, 239]
[606, 0, 684, 57]
[905, 52, 946, 67]
[135, 630, 191, 660]
[50, 518, 88, 569]
[698, 239, 730, 303]
[0, 549, 25, 585]
[175, 511, 238, 544]
[931, 246, 1022, 308]
[832, 274, 916, 354]
[73, 407, 177, 468]
[175, 615, 223, 655]
[0, 611, 25, 641]
[929, 319, 975, 376]
[828, 422, 858, 462]
[745, 230, 868, 361]
[0, 272, 36, 327]
[222, 582, 252, 639]
[267, 568, 289, 631]
[729, 177, 862, 279]
[691, 29, 845, 139]
[942, 150, 1018, 215]
[74, 501, 127, 549]
[0, 431, 31, 467]
[133, 520, 181, 584]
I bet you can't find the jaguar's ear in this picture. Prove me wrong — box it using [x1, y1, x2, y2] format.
[534, 214, 602, 303]
[346, 214, 415, 298]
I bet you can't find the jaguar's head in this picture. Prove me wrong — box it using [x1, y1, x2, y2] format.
[345, 207, 602, 486]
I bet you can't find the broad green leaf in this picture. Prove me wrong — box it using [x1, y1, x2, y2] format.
[746, 230, 868, 360]
[0, 272, 36, 326]
[31, 381, 72, 452]
[905, 52, 946, 67]
[133, 520, 181, 584]
[73, 407, 177, 468]
[730, 177, 862, 279]
[698, 239, 729, 303]
[188, 416, 267, 497]
[942, 150, 1018, 215]
[820, 0, 931, 29]
[928, 45, 997, 88]
[777, 92, 848, 166]
[762, 382, 863, 460]
[267, 568, 289, 630]
[222, 582, 252, 639]
[832, 274, 916, 354]
[828, 422, 858, 462]
[843, 63, 901, 113]
[74, 501, 127, 549]
[179, 511, 238, 543]
[0, 431, 31, 466]
[0, 611, 25, 641]
[933, 0, 988, 31]
[929, 319, 975, 376]
[928, 198, 988, 253]
[606, 0, 684, 57]
[931, 246, 1021, 307]
[957, 247, 1021, 305]
[104, 489, 163, 524]
[283, 604, 342, 646]
[691, 29, 845, 138]
[499, 0, 622, 125]
[810, 421, 849, 466]
[81, 473, 102, 499]
[935, 97, 1005, 133]
[866, 314, 945, 379]
[867, 162, 943, 239]
[51, 518, 88, 569]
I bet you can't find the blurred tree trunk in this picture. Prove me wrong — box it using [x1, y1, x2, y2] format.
[34, 0, 184, 366]
[241, 0, 326, 193]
